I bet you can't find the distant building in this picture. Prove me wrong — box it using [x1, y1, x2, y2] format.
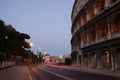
[50, 54, 71, 64]
[71, 0, 120, 70]
[50, 56, 60, 64]
[43, 52, 50, 63]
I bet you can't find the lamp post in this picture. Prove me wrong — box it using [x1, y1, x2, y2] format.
[37, 48, 41, 64]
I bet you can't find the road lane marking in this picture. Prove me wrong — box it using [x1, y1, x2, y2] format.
[27, 67, 36, 80]
[39, 67, 75, 80]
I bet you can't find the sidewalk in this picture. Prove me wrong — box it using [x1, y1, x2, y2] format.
[46, 64, 120, 78]
[0, 66, 33, 80]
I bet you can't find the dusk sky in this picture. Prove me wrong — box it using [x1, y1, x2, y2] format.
[0, 0, 74, 56]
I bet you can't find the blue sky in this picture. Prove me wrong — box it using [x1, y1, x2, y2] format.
[0, 0, 74, 56]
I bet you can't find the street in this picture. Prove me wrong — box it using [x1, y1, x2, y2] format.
[29, 65, 120, 80]
[0, 65, 120, 80]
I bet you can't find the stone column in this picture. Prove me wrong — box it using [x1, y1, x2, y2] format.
[115, 57, 118, 70]
[109, 48, 116, 71]
[94, 2, 97, 15]
[105, 0, 109, 8]
[81, 34, 84, 47]
[95, 24, 99, 43]
[81, 53, 84, 67]
[96, 51, 101, 69]
[86, 10, 90, 21]
[77, 53, 80, 66]
[111, 55, 115, 71]
[107, 16, 112, 39]
[87, 53, 91, 68]
[87, 29, 89, 46]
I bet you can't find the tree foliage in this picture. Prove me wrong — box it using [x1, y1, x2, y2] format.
[65, 57, 72, 65]
[0, 52, 6, 63]
[0, 19, 31, 60]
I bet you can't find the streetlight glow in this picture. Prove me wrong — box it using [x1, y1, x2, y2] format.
[29, 43, 33, 47]
[38, 48, 41, 51]
[5, 36, 8, 39]
[21, 45, 24, 48]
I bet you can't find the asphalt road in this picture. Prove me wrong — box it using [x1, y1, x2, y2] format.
[29, 65, 120, 80]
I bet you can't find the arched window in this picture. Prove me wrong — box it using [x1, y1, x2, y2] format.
[89, 25, 96, 43]
[82, 31, 87, 45]
[77, 17, 81, 29]
[111, 11, 120, 33]
[97, 19, 108, 38]
[82, 13, 87, 24]
[77, 36, 81, 49]
[96, 0, 105, 14]
[87, 5, 94, 21]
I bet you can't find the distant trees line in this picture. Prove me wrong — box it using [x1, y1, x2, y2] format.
[0, 19, 37, 64]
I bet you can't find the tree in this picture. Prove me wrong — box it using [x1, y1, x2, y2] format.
[19, 33, 30, 39]
[0, 20, 5, 37]
[65, 57, 72, 65]
[0, 52, 6, 64]
[0, 19, 31, 61]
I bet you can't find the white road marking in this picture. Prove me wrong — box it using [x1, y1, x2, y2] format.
[39, 66, 75, 80]
[27, 67, 36, 80]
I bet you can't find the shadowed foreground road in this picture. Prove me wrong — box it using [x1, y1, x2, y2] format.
[29, 65, 120, 80]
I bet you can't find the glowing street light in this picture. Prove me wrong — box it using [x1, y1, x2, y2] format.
[5, 36, 8, 39]
[29, 43, 33, 48]
[38, 48, 41, 51]
[21, 45, 24, 48]
[59, 55, 63, 59]
[37, 48, 41, 57]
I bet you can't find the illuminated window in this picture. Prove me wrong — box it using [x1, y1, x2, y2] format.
[82, 31, 87, 45]
[89, 25, 96, 42]
[77, 36, 81, 49]
[77, 18, 81, 29]
[96, 0, 105, 13]
[97, 19, 108, 38]
[73, 27, 75, 34]
[105, 51, 110, 67]
[73, 24, 77, 34]
[111, 12, 120, 33]
[88, 5, 94, 21]
[82, 13, 87, 24]
[76, 23, 79, 31]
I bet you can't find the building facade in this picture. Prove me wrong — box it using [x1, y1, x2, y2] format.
[71, 0, 120, 70]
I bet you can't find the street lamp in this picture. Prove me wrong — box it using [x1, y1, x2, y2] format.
[37, 48, 41, 58]
[38, 48, 41, 51]
[21, 45, 24, 49]
[29, 43, 33, 48]
[5, 36, 8, 39]
[37, 48, 42, 64]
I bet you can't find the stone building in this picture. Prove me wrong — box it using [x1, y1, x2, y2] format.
[71, 0, 120, 70]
